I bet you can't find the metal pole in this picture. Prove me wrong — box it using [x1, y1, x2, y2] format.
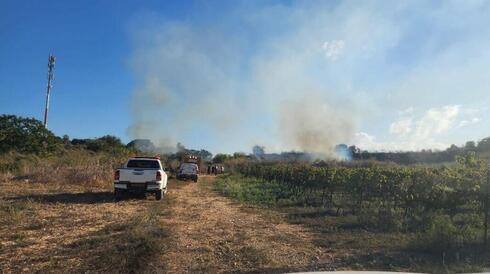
[43, 55, 55, 128]
[484, 166, 489, 248]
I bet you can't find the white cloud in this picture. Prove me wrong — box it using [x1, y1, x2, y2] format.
[458, 117, 480, 127]
[389, 105, 460, 140]
[363, 105, 467, 151]
[322, 40, 345, 61]
[389, 118, 412, 136]
[413, 105, 460, 139]
[354, 132, 385, 151]
[354, 131, 449, 152]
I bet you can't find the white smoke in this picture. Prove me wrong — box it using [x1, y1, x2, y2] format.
[126, 1, 490, 154]
[126, 4, 363, 155]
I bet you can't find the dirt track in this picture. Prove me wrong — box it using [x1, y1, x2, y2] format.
[0, 176, 332, 273]
[162, 175, 332, 273]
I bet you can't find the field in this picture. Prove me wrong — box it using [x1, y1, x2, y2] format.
[1, 153, 490, 273]
[1, 173, 332, 273]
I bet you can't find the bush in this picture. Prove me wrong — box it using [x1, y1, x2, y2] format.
[0, 115, 59, 154]
[415, 214, 459, 255]
[71, 135, 129, 154]
[215, 174, 292, 206]
[0, 149, 129, 188]
[358, 206, 404, 232]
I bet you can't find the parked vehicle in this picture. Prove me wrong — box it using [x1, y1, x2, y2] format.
[177, 162, 199, 182]
[176, 154, 200, 182]
[114, 156, 168, 201]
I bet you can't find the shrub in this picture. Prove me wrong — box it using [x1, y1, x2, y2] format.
[415, 214, 459, 255]
[215, 174, 292, 206]
[0, 115, 59, 154]
[71, 135, 129, 154]
[358, 206, 404, 232]
[0, 149, 129, 188]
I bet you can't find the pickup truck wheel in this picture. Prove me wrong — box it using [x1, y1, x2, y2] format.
[155, 189, 163, 201]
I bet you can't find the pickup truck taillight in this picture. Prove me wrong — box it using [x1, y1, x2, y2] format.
[114, 170, 120, 181]
[156, 171, 162, 181]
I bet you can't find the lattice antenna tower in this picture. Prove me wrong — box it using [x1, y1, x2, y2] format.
[43, 55, 56, 128]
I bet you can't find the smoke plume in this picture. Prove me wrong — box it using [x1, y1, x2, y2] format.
[125, 3, 388, 155]
[279, 94, 355, 157]
[126, 1, 490, 154]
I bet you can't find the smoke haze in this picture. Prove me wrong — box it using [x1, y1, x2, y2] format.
[127, 1, 490, 154]
[280, 94, 355, 157]
[126, 5, 359, 156]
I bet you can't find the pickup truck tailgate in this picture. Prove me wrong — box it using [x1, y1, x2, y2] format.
[119, 169, 157, 183]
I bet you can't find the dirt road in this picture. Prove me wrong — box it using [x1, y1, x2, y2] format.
[0, 176, 332, 273]
[162, 176, 332, 273]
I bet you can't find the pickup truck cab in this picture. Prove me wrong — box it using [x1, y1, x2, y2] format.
[114, 156, 168, 201]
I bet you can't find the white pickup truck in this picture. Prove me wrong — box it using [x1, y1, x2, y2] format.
[114, 156, 168, 201]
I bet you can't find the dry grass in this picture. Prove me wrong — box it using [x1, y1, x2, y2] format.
[6, 158, 487, 273]
[1, 175, 333, 273]
[0, 150, 128, 188]
[161, 176, 333, 273]
[0, 178, 174, 273]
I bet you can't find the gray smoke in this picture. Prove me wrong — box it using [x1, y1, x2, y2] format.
[126, 4, 363, 156]
[279, 94, 355, 157]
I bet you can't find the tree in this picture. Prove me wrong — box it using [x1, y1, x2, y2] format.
[198, 149, 213, 161]
[0, 114, 59, 154]
[127, 139, 156, 153]
[233, 152, 247, 158]
[478, 137, 490, 152]
[72, 135, 126, 153]
[465, 141, 476, 151]
[252, 145, 265, 159]
[62, 134, 70, 145]
[88, 135, 126, 153]
[213, 153, 231, 163]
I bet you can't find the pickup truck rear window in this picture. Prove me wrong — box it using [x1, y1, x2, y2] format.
[126, 160, 160, 169]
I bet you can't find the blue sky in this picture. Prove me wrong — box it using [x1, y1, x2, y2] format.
[0, 0, 187, 140]
[2, 1, 490, 155]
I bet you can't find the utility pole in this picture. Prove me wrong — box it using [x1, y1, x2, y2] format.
[43, 55, 56, 128]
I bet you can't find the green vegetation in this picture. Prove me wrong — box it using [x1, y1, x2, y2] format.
[71, 135, 130, 154]
[215, 174, 289, 206]
[3, 113, 490, 272]
[0, 114, 58, 154]
[217, 154, 490, 270]
[348, 137, 490, 164]
[0, 115, 140, 188]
